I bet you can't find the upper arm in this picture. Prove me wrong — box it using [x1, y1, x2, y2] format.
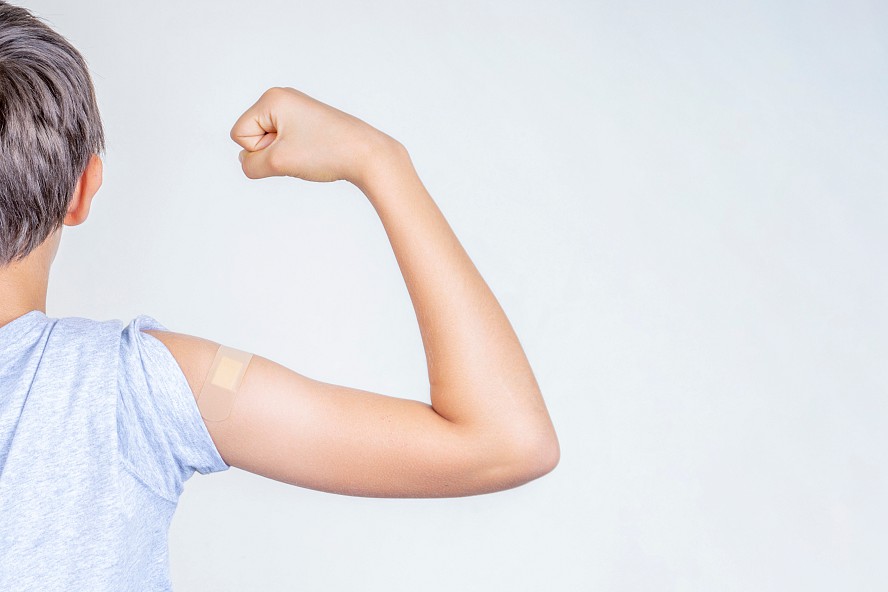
[140, 329, 542, 498]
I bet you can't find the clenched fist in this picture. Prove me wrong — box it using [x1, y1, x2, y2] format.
[230, 87, 402, 186]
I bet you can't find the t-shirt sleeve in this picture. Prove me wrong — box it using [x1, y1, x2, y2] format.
[117, 314, 230, 502]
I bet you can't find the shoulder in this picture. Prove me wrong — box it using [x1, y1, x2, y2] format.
[133, 327, 221, 403]
[43, 315, 121, 350]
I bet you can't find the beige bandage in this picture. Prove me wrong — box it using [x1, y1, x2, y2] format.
[197, 345, 254, 421]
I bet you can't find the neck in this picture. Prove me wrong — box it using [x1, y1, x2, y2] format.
[0, 230, 60, 325]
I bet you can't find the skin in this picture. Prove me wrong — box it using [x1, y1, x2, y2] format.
[0, 87, 559, 498]
[0, 154, 103, 326]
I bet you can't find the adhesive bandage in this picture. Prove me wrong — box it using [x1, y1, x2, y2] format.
[197, 345, 254, 421]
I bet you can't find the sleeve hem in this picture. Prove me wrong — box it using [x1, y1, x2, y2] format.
[135, 315, 231, 474]
[119, 456, 178, 505]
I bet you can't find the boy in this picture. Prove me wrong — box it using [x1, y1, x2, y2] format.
[0, 2, 559, 590]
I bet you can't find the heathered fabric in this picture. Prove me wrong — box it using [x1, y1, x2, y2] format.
[0, 310, 229, 590]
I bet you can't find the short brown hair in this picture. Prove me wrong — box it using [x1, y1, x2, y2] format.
[0, 1, 105, 266]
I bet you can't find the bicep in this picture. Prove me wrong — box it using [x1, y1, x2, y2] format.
[141, 330, 525, 498]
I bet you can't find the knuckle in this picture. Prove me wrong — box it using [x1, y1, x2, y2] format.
[263, 86, 286, 101]
[264, 86, 300, 107]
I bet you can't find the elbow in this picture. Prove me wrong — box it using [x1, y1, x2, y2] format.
[465, 420, 560, 493]
[544, 436, 561, 472]
[477, 437, 559, 494]
[535, 436, 561, 476]
[511, 432, 560, 481]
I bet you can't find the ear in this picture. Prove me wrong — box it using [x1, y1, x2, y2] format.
[64, 154, 104, 227]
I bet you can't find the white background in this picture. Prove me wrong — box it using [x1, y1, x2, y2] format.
[27, 0, 887, 590]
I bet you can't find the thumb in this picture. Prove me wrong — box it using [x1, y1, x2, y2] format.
[238, 137, 280, 180]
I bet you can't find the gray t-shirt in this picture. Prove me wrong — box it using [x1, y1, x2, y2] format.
[0, 310, 229, 591]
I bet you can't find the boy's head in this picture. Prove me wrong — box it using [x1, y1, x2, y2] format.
[0, 1, 105, 268]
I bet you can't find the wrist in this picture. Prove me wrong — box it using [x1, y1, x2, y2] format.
[352, 135, 411, 195]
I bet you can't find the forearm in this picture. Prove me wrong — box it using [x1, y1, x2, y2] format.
[354, 142, 559, 465]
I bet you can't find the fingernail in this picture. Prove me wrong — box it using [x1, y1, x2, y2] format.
[238, 151, 245, 163]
